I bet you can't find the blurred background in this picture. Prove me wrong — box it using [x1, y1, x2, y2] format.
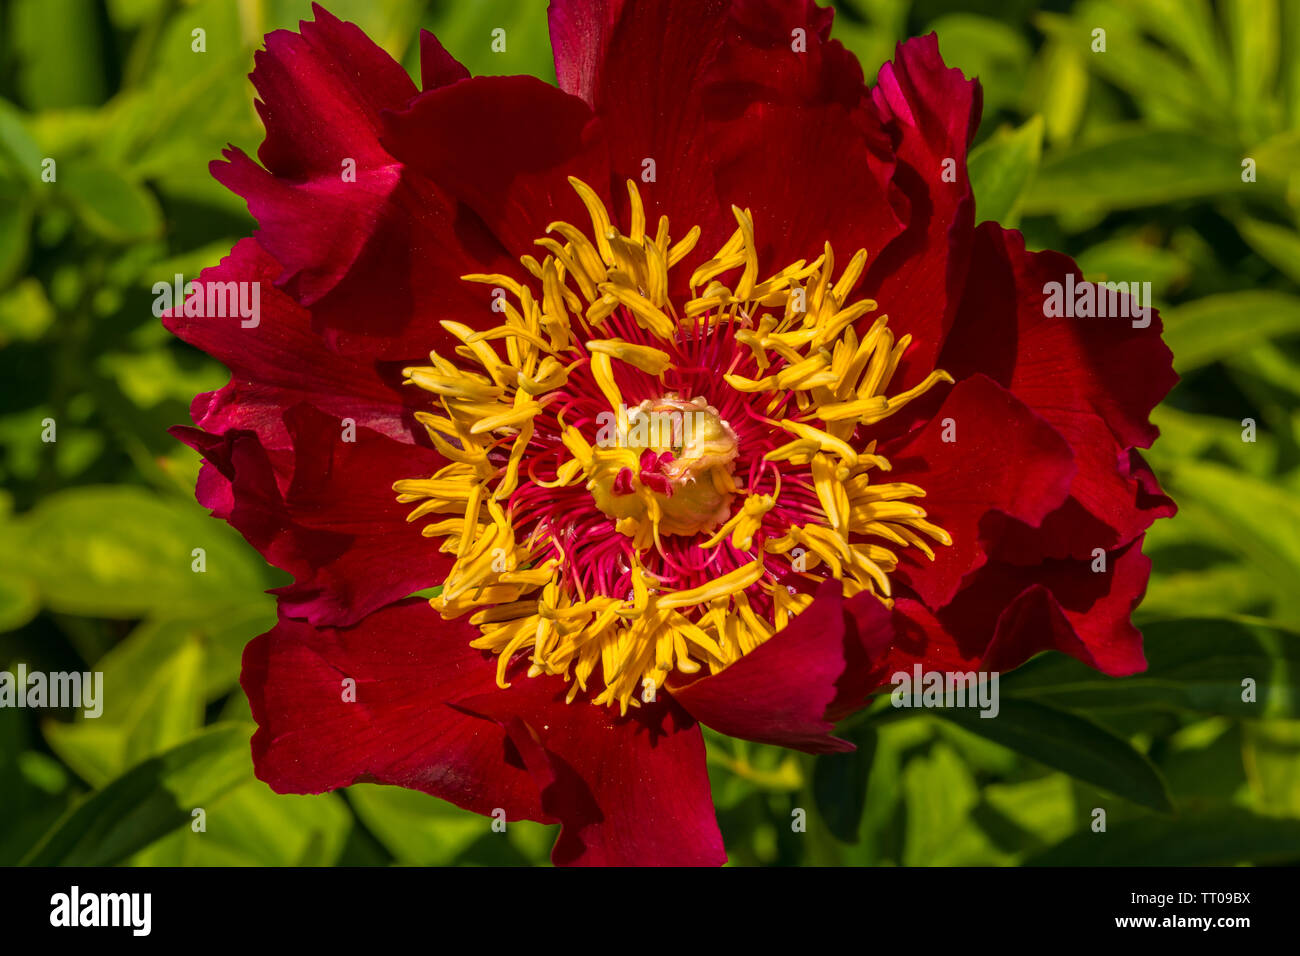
[1, 0, 1298, 866]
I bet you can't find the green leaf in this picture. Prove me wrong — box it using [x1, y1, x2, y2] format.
[418, 0, 556, 82]
[347, 784, 487, 865]
[934, 699, 1174, 812]
[981, 775, 1079, 851]
[43, 620, 208, 787]
[0, 194, 33, 287]
[1037, 6, 1227, 129]
[347, 783, 552, 866]
[1168, 461, 1300, 585]
[1027, 808, 1300, 865]
[829, 2, 907, 92]
[132, 784, 351, 866]
[1286, 0, 1300, 130]
[1002, 617, 1300, 719]
[1140, 565, 1274, 621]
[1022, 129, 1253, 218]
[1147, 405, 1276, 475]
[1033, 38, 1088, 147]
[11, 0, 109, 109]
[58, 161, 162, 243]
[0, 278, 55, 345]
[96, 349, 226, 410]
[22, 723, 252, 866]
[1225, 0, 1281, 137]
[15, 486, 275, 617]
[1243, 719, 1300, 814]
[834, 716, 936, 866]
[1234, 214, 1300, 285]
[1162, 291, 1300, 373]
[1127, 0, 1230, 104]
[900, 741, 1001, 865]
[0, 100, 45, 182]
[1074, 236, 1190, 299]
[812, 727, 875, 843]
[968, 115, 1044, 227]
[927, 15, 1031, 115]
[0, 567, 39, 632]
[1227, 340, 1300, 405]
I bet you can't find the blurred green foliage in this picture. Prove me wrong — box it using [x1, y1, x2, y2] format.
[0, 0, 1298, 866]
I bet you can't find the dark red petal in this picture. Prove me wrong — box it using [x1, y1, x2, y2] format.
[709, 97, 903, 275]
[549, 0, 639, 105]
[884, 373, 1075, 609]
[941, 223, 1177, 558]
[418, 29, 470, 90]
[948, 224, 1176, 450]
[858, 536, 1150, 688]
[456, 684, 724, 867]
[870, 597, 982, 681]
[550, 0, 905, 272]
[548, 0, 733, 243]
[163, 238, 421, 450]
[257, 4, 417, 178]
[864, 34, 982, 389]
[211, 143, 400, 308]
[176, 404, 448, 627]
[985, 420, 1175, 563]
[669, 582, 892, 753]
[380, 75, 609, 259]
[211, 8, 502, 363]
[704, 0, 904, 263]
[241, 599, 544, 821]
[941, 538, 1152, 676]
[713, 0, 863, 108]
[213, 5, 418, 305]
[296, 169, 507, 363]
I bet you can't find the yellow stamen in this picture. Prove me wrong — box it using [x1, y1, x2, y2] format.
[396, 177, 952, 711]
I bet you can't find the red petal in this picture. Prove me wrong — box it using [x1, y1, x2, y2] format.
[211, 8, 502, 364]
[705, 0, 905, 263]
[941, 538, 1152, 676]
[669, 582, 893, 753]
[858, 536, 1151, 690]
[163, 238, 421, 450]
[256, 4, 416, 179]
[549, 0, 905, 271]
[548, 0, 734, 245]
[456, 684, 725, 866]
[242, 599, 544, 821]
[884, 373, 1075, 609]
[872, 597, 982, 679]
[864, 34, 981, 391]
[941, 223, 1177, 558]
[418, 29, 469, 90]
[176, 404, 448, 627]
[380, 75, 609, 260]
[213, 5, 417, 306]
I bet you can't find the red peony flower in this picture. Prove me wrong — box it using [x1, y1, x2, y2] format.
[165, 1, 1176, 865]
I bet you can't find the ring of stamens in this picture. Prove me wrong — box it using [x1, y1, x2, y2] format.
[395, 177, 952, 712]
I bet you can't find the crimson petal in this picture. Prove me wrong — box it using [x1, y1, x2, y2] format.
[669, 582, 893, 753]
[242, 599, 544, 821]
[456, 683, 724, 866]
[214, 4, 418, 305]
[164, 238, 422, 450]
[381, 74, 610, 261]
[175, 404, 449, 627]
[863, 34, 982, 390]
[941, 222, 1177, 559]
[885, 373, 1075, 609]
